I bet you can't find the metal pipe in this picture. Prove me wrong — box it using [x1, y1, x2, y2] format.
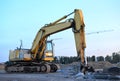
[50, 11, 74, 26]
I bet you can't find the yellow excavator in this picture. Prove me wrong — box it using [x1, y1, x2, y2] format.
[5, 9, 86, 73]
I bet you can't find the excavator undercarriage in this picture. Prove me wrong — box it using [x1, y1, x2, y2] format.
[5, 61, 59, 73]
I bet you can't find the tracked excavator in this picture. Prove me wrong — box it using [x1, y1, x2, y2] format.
[5, 9, 86, 73]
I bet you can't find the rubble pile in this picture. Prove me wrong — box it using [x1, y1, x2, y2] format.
[116, 62, 120, 68]
[88, 61, 114, 69]
[0, 64, 4, 70]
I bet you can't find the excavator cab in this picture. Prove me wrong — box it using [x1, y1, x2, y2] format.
[43, 40, 54, 61]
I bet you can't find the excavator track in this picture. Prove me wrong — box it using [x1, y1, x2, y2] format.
[5, 62, 60, 73]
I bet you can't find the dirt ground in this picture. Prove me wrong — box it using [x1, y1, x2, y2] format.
[0, 62, 120, 81]
[0, 72, 75, 81]
[1, 70, 119, 81]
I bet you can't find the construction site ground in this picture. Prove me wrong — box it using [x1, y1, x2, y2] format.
[0, 61, 120, 81]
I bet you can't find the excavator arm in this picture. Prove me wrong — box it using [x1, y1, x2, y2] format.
[31, 9, 86, 65]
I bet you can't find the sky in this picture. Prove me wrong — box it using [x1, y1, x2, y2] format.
[0, 0, 120, 62]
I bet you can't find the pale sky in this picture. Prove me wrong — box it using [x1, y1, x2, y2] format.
[0, 0, 120, 62]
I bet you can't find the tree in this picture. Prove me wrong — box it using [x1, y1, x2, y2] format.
[53, 52, 120, 64]
[112, 52, 120, 63]
[87, 56, 91, 62]
[97, 56, 104, 61]
[105, 55, 112, 62]
[59, 56, 64, 64]
[91, 55, 96, 62]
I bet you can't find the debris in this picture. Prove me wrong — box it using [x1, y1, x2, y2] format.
[74, 72, 84, 79]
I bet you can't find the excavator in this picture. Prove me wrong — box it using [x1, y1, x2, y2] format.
[5, 9, 86, 73]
